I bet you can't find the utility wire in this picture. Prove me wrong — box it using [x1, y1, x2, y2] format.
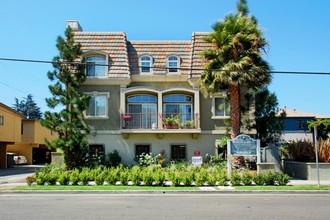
[1, 57, 330, 75]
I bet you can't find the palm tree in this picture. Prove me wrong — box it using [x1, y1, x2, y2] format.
[200, 0, 271, 138]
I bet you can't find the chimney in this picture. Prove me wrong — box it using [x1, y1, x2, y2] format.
[66, 20, 83, 32]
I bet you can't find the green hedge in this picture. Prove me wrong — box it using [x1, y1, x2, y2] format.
[29, 164, 289, 187]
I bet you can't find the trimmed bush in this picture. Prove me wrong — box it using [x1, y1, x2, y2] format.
[275, 172, 290, 186]
[79, 168, 91, 185]
[36, 172, 47, 185]
[141, 168, 153, 186]
[263, 170, 276, 185]
[69, 169, 80, 185]
[241, 170, 254, 186]
[58, 171, 70, 185]
[253, 172, 265, 186]
[216, 169, 228, 186]
[119, 168, 129, 185]
[194, 167, 208, 186]
[230, 170, 242, 186]
[95, 171, 107, 185]
[152, 168, 166, 186]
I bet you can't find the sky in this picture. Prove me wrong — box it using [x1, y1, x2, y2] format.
[0, 0, 330, 115]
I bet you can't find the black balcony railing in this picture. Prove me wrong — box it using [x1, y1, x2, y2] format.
[121, 113, 199, 130]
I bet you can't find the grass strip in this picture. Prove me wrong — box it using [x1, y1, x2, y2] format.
[13, 185, 199, 191]
[234, 185, 330, 190]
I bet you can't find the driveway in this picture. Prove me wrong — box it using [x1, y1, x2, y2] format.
[0, 165, 42, 189]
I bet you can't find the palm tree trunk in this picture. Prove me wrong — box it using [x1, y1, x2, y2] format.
[229, 84, 241, 138]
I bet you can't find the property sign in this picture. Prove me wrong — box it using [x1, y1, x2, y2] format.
[227, 134, 260, 177]
[192, 156, 203, 166]
[230, 135, 258, 156]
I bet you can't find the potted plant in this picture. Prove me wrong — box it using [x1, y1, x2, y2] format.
[163, 115, 180, 129]
[181, 120, 195, 129]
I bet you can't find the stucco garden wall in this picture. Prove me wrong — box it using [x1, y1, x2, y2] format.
[283, 160, 330, 180]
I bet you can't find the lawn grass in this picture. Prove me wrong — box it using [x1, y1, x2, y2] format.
[234, 185, 330, 190]
[13, 185, 199, 191]
[12, 185, 330, 191]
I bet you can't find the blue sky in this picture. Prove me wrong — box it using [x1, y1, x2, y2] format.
[0, 0, 329, 115]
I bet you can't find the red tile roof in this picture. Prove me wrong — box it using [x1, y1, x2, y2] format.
[73, 31, 212, 78]
[128, 41, 191, 75]
[74, 32, 130, 77]
[191, 32, 212, 78]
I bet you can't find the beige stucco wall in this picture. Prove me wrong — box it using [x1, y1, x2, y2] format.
[81, 85, 121, 130]
[82, 80, 256, 164]
[88, 132, 220, 165]
[0, 105, 22, 143]
[22, 120, 57, 144]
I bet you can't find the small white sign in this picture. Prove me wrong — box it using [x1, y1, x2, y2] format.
[192, 156, 203, 165]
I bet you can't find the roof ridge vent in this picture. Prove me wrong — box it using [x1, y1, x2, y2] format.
[66, 20, 83, 32]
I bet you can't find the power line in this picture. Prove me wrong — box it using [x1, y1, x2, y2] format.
[0, 57, 330, 75]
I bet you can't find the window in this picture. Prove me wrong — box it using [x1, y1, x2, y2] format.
[0, 115, 4, 126]
[86, 93, 109, 118]
[86, 55, 106, 77]
[296, 120, 305, 130]
[140, 55, 152, 73]
[127, 94, 157, 129]
[89, 144, 105, 156]
[171, 145, 186, 161]
[167, 55, 180, 73]
[213, 97, 230, 117]
[89, 144, 105, 163]
[135, 145, 150, 156]
[163, 94, 193, 123]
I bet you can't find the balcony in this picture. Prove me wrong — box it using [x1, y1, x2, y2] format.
[120, 113, 200, 137]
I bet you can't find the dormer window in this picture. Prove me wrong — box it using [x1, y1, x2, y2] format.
[167, 55, 180, 73]
[86, 55, 106, 77]
[140, 55, 152, 73]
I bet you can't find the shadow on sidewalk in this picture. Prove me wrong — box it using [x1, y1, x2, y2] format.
[0, 165, 43, 177]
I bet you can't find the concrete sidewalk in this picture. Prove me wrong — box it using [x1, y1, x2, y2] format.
[0, 165, 42, 189]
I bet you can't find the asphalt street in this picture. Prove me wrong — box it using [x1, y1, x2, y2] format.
[1, 193, 330, 220]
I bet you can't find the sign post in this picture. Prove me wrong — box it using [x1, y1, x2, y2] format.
[314, 126, 320, 188]
[227, 134, 260, 178]
[192, 150, 203, 166]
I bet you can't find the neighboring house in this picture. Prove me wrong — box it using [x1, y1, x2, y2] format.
[280, 108, 330, 142]
[0, 102, 57, 168]
[68, 21, 254, 164]
[7, 119, 57, 165]
[0, 102, 24, 168]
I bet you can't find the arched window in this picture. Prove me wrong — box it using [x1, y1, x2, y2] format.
[163, 94, 193, 122]
[127, 94, 157, 129]
[167, 55, 180, 73]
[140, 55, 152, 73]
[86, 55, 106, 77]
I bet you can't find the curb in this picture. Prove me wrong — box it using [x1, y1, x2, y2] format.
[1, 189, 330, 195]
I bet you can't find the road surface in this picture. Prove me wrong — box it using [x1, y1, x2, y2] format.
[0, 192, 329, 220]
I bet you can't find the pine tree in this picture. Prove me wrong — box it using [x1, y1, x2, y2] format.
[41, 27, 90, 169]
[13, 94, 42, 119]
[254, 87, 286, 147]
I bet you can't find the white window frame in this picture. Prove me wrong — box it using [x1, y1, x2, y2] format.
[139, 55, 153, 74]
[212, 94, 230, 119]
[85, 92, 110, 119]
[166, 55, 180, 73]
[84, 51, 108, 78]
